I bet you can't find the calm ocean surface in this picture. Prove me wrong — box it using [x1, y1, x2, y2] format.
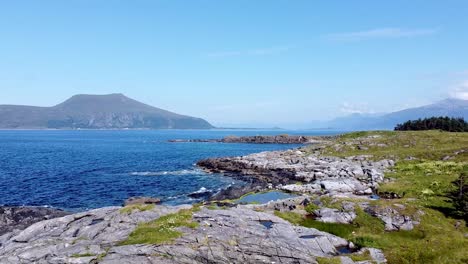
[0, 130, 343, 212]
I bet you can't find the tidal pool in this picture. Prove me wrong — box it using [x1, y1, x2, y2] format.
[236, 191, 298, 204]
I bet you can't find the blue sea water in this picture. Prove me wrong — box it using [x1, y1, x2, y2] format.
[0, 130, 342, 212]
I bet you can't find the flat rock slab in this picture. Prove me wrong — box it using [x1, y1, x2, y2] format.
[101, 207, 349, 264]
[0, 205, 386, 264]
[0, 205, 190, 263]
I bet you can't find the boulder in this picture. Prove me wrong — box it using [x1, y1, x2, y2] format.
[123, 197, 161, 206]
[365, 205, 422, 231]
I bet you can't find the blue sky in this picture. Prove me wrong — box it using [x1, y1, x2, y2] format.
[1, 0, 467, 128]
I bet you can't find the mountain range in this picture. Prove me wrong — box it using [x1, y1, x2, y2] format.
[0, 94, 213, 129]
[323, 98, 468, 130]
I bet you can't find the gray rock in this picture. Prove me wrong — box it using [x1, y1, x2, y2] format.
[367, 248, 387, 263]
[365, 205, 422, 231]
[0, 206, 69, 236]
[315, 208, 356, 224]
[0, 204, 386, 264]
[198, 149, 393, 198]
[124, 197, 161, 206]
[0, 205, 190, 263]
[101, 207, 349, 263]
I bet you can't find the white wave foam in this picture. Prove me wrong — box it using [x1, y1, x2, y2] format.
[193, 187, 209, 193]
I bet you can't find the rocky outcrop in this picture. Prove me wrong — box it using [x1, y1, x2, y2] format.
[314, 206, 357, 225]
[0, 206, 69, 236]
[365, 204, 423, 231]
[103, 207, 352, 264]
[169, 135, 332, 144]
[198, 149, 394, 196]
[123, 197, 161, 206]
[0, 205, 190, 263]
[0, 205, 386, 264]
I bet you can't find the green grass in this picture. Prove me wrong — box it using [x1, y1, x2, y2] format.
[349, 250, 373, 262]
[287, 131, 468, 263]
[379, 161, 464, 200]
[119, 208, 199, 245]
[304, 203, 320, 214]
[351, 208, 468, 264]
[274, 211, 303, 224]
[316, 257, 341, 264]
[321, 130, 468, 162]
[274, 211, 356, 238]
[120, 204, 155, 214]
[276, 204, 468, 263]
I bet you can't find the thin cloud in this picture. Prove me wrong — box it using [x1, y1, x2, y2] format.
[206, 45, 293, 58]
[449, 81, 468, 100]
[325, 27, 438, 42]
[340, 102, 375, 114]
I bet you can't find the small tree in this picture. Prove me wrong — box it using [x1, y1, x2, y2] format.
[448, 166, 468, 222]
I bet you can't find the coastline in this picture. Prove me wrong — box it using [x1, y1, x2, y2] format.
[1, 131, 467, 263]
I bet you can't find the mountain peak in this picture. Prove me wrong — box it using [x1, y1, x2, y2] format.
[55, 93, 148, 112]
[0, 94, 214, 129]
[65, 93, 128, 101]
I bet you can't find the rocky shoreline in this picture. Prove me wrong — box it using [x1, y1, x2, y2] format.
[169, 134, 333, 144]
[199, 148, 394, 200]
[0, 135, 405, 263]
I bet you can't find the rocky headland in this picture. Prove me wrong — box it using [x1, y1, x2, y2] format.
[169, 135, 332, 144]
[1, 131, 467, 263]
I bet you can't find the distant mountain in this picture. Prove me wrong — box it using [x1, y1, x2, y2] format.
[325, 98, 468, 130]
[0, 94, 214, 129]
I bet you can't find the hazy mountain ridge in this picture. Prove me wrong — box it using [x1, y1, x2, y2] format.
[0, 94, 213, 129]
[325, 98, 468, 130]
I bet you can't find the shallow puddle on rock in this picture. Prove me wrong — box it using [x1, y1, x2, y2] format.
[299, 235, 320, 239]
[336, 246, 355, 254]
[236, 191, 298, 204]
[259, 220, 274, 229]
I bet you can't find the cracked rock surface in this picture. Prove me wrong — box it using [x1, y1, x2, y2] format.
[198, 149, 394, 196]
[0, 205, 385, 264]
[0, 205, 190, 264]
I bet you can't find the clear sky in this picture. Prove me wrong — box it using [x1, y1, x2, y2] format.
[1, 1, 467, 128]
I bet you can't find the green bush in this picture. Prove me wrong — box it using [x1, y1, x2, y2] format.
[448, 165, 468, 221]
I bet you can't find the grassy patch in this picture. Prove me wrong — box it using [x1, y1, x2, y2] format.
[120, 204, 155, 214]
[380, 161, 464, 199]
[304, 203, 320, 214]
[351, 208, 468, 264]
[274, 211, 303, 225]
[321, 130, 468, 161]
[302, 219, 355, 238]
[119, 208, 198, 245]
[349, 250, 373, 262]
[274, 211, 356, 238]
[316, 257, 341, 264]
[319, 196, 343, 209]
